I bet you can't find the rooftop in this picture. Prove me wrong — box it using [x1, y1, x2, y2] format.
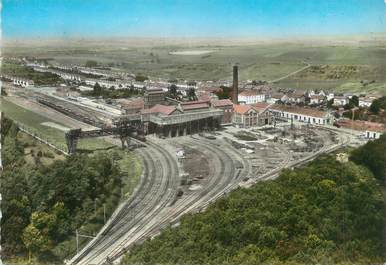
[234, 104, 254, 114]
[270, 104, 329, 118]
[211, 99, 233, 108]
[141, 104, 177, 115]
[239, 90, 264, 97]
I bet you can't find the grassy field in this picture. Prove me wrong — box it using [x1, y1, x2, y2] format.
[0, 98, 115, 152]
[3, 41, 386, 93]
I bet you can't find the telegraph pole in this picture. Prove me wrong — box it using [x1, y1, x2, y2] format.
[0, 111, 3, 265]
[103, 204, 106, 224]
[75, 229, 95, 254]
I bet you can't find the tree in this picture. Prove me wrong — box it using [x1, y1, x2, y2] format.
[121, 156, 385, 265]
[93, 82, 102, 96]
[187, 88, 197, 101]
[22, 223, 52, 261]
[135, 74, 149, 82]
[350, 133, 386, 182]
[85, 60, 98, 68]
[168, 84, 178, 99]
[369, 97, 386, 114]
[215, 86, 232, 100]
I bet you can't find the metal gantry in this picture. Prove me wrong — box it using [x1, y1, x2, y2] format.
[65, 117, 145, 155]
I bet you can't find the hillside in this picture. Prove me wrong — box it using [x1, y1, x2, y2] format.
[1, 117, 141, 264]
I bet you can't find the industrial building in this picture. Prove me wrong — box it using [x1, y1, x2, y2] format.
[144, 87, 167, 108]
[210, 99, 234, 124]
[233, 103, 273, 128]
[270, 105, 333, 125]
[141, 100, 223, 137]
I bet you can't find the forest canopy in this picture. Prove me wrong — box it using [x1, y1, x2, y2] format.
[1, 117, 127, 262]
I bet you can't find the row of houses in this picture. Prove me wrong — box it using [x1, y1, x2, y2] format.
[235, 87, 381, 109]
[1, 75, 34, 88]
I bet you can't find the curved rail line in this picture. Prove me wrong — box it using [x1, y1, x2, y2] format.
[70, 141, 179, 265]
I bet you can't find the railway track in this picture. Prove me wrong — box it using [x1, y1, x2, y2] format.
[71, 128, 353, 265]
[69, 141, 179, 265]
[101, 137, 240, 263]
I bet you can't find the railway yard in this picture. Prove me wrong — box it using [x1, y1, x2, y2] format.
[1, 82, 361, 265]
[69, 124, 355, 265]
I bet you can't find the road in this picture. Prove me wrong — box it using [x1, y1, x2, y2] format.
[268, 61, 311, 84]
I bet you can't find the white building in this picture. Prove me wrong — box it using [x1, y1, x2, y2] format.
[333, 96, 349, 106]
[238, 90, 266, 104]
[327, 93, 335, 101]
[358, 95, 379, 108]
[270, 104, 333, 125]
[366, 130, 383, 139]
[309, 95, 325, 105]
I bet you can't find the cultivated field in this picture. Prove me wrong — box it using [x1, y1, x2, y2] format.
[3, 38, 386, 94]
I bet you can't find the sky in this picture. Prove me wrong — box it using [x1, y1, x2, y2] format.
[2, 0, 386, 39]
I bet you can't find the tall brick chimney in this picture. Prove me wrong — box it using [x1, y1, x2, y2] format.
[232, 65, 239, 104]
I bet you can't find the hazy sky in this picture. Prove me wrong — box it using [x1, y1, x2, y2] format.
[2, 0, 386, 38]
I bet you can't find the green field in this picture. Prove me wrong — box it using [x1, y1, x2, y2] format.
[3, 40, 386, 94]
[0, 98, 115, 152]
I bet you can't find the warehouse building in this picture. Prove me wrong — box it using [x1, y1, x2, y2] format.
[270, 105, 333, 125]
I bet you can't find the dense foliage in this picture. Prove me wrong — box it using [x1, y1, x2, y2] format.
[350, 134, 386, 183]
[85, 60, 98, 68]
[2, 62, 61, 86]
[1, 118, 124, 262]
[82, 82, 143, 99]
[122, 156, 385, 265]
[370, 96, 386, 114]
[215, 86, 232, 100]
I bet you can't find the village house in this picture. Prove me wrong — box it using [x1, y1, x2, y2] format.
[287, 91, 306, 104]
[267, 93, 288, 104]
[333, 96, 349, 107]
[238, 90, 266, 104]
[309, 94, 325, 105]
[358, 95, 380, 108]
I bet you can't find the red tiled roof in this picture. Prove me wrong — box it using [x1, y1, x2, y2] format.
[182, 103, 209, 111]
[141, 104, 176, 115]
[211, 99, 233, 108]
[233, 104, 254, 114]
[251, 102, 270, 112]
[270, 104, 328, 118]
